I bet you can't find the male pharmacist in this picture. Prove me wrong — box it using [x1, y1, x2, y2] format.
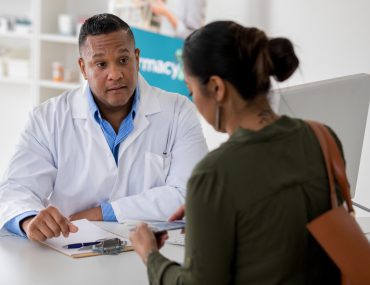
[0, 13, 207, 241]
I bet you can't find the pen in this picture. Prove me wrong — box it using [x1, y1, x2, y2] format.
[62, 241, 100, 249]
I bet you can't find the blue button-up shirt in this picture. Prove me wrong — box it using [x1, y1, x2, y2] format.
[87, 87, 139, 221]
[87, 87, 139, 165]
[4, 87, 140, 235]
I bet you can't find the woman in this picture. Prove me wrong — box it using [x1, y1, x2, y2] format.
[130, 21, 341, 284]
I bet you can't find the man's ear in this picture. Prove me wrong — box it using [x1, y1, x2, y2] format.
[78, 58, 87, 80]
[135, 48, 140, 70]
[207, 75, 226, 103]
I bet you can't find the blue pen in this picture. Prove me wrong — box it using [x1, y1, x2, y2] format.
[62, 241, 100, 249]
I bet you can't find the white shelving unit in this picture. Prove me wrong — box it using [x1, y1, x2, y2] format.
[0, 0, 163, 107]
[0, 31, 34, 40]
[0, 0, 111, 106]
[0, 76, 31, 85]
[39, 79, 80, 90]
[0, 0, 111, 175]
[40, 33, 78, 44]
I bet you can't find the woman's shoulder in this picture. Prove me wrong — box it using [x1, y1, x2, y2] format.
[191, 139, 239, 175]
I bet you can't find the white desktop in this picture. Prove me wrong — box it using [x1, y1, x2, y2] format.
[275, 73, 370, 216]
[0, 222, 184, 285]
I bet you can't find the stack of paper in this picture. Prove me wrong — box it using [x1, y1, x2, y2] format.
[41, 219, 132, 258]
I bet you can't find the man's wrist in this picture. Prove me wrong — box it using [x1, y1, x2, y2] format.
[20, 216, 34, 235]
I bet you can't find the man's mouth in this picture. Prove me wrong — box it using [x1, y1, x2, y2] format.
[106, 85, 127, 92]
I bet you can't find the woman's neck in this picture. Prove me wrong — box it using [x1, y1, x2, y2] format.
[224, 94, 279, 135]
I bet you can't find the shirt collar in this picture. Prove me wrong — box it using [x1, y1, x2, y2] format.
[87, 86, 140, 124]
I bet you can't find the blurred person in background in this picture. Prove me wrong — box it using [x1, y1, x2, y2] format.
[150, 0, 206, 39]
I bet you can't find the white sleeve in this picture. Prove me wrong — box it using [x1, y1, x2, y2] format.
[0, 110, 56, 228]
[111, 99, 208, 222]
[176, 0, 206, 39]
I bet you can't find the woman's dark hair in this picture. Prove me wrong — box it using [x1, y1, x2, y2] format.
[183, 21, 299, 101]
[78, 13, 135, 54]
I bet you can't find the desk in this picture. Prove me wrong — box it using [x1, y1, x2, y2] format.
[0, 222, 184, 285]
[2, 219, 370, 285]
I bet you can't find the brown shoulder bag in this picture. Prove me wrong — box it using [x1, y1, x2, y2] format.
[306, 121, 370, 285]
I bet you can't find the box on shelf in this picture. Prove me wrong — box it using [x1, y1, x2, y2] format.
[14, 18, 32, 34]
[4, 48, 30, 79]
[0, 16, 10, 34]
[58, 14, 74, 36]
[0, 47, 9, 76]
[0, 59, 5, 77]
[7, 58, 30, 78]
[0, 15, 32, 35]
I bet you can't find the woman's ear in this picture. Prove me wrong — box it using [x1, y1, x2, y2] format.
[207, 75, 226, 103]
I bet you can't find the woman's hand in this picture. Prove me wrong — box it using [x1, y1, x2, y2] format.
[130, 223, 168, 264]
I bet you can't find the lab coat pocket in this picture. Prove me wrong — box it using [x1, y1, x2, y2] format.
[144, 152, 169, 190]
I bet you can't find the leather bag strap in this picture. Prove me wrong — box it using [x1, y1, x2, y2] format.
[306, 121, 354, 213]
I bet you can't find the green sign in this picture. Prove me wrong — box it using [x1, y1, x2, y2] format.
[133, 28, 189, 97]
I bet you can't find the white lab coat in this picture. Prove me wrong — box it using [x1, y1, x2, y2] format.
[0, 75, 208, 228]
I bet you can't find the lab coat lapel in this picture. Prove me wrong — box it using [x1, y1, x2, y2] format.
[70, 83, 117, 166]
[117, 75, 161, 157]
[71, 76, 162, 165]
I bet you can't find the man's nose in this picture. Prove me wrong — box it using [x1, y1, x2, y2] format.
[108, 65, 123, 81]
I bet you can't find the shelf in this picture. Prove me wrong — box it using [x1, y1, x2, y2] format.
[0, 32, 33, 40]
[0, 76, 31, 85]
[40, 33, 78, 44]
[39, 80, 80, 90]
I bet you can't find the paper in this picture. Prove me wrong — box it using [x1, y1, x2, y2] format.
[41, 219, 131, 258]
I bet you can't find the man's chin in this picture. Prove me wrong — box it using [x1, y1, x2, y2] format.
[106, 98, 133, 109]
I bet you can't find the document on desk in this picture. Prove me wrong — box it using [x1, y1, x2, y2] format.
[41, 219, 132, 258]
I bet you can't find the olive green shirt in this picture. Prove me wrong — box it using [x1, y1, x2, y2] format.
[147, 116, 340, 284]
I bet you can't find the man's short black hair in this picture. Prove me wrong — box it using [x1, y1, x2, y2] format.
[78, 13, 135, 54]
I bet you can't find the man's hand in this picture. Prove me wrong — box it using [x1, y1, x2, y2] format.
[168, 204, 185, 221]
[69, 206, 103, 222]
[168, 204, 186, 234]
[21, 206, 78, 241]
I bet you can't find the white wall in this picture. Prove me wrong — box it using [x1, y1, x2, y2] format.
[207, 0, 370, 87]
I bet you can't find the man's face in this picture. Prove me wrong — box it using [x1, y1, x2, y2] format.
[78, 30, 140, 112]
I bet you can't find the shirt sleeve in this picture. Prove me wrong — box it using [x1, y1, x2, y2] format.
[101, 202, 118, 222]
[3, 211, 38, 237]
[147, 170, 236, 284]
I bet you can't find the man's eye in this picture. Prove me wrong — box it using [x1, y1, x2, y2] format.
[120, 58, 129, 64]
[96, 62, 106, 68]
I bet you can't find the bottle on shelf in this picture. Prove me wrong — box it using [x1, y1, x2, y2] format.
[52, 61, 64, 82]
[58, 14, 74, 36]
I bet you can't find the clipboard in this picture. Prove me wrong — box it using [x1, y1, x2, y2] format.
[40, 219, 133, 258]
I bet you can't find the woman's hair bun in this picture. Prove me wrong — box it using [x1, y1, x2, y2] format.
[268, 38, 299, 82]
